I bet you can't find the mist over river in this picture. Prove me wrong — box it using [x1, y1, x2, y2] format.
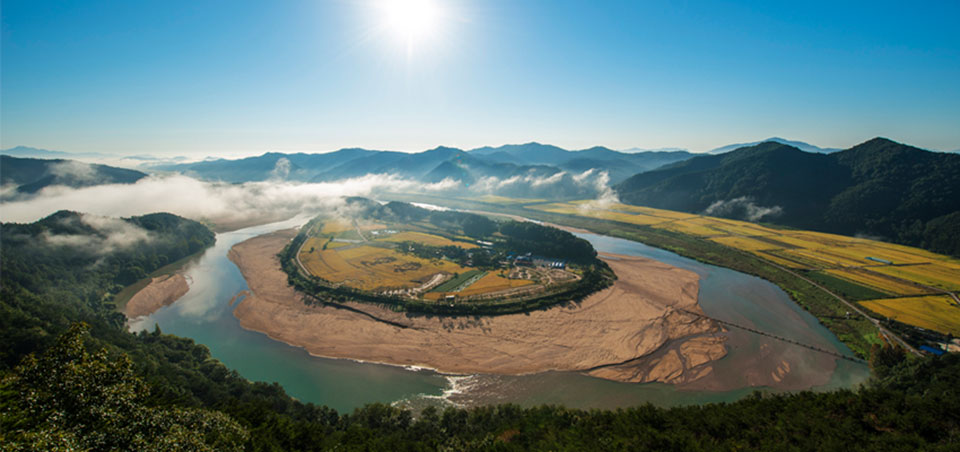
[130, 217, 869, 413]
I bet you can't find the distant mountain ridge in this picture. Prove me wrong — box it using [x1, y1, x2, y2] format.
[615, 138, 960, 256]
[1, 145, 110, 159]
[1, 155, 148, 198]
[707, 137, 841, 154]
[151, 142, 697, 189]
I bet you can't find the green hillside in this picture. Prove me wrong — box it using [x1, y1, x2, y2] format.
[615, 138, 960, 256]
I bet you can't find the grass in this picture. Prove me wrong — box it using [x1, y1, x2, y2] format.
[803, 271, 892, 301]
[431, 269, 484, 293]
[860, 295, 960, 336]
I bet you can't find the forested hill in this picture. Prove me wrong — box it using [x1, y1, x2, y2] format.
[0, 211, 214, 364]
[615, 138, 960, 256]
[0, 155, 147, 197]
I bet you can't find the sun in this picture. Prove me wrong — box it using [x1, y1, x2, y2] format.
[378, 0, 442, 44]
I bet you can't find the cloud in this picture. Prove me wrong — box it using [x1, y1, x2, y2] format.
[704, 197, 783, 222]
[270, 157, 291, 180]
[0, 173, 460, 228]
[42, 213, 153, 255]
[0, 167, 617, 229]
[469, 168, 612, 199]
[48, 160, 98, 183]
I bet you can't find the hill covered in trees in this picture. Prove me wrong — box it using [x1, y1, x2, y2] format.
[0, 155, 147, 198]
[615, 138, 960, 256]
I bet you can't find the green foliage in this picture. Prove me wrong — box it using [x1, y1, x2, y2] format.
[0, 323, 248, 451]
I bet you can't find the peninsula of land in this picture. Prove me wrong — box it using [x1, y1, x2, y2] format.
[228, 229, 728, 384]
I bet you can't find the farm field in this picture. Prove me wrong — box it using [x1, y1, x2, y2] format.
[528, 199, 960, 335]
[860, 295, 960, 336]
[457, 272, 536, 297]
[376, 231, 478, 249]
[297, 218, 545, 301]
[299, 244, 467, 292]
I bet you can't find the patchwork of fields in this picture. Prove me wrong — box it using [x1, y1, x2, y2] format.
[298, 220, 538, 299]
[529, 200, 960, 336]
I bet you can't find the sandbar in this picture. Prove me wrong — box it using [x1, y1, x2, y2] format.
[124, 274, 190, 318]
[228, 229, 727, 384]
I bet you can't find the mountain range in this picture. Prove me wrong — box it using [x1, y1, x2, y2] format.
[615, 138, 960, 256]
[707, 137, 841, 154]
[150, 143, 695, 186]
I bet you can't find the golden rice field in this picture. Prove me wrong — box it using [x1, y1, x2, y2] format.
[532, 199, 960, 305]
[860, 295, 960, 336]
[457, 273, 535, 297]
[320, 220, 354, 234]
[826, 268, 931, 296]
[871, 265, 960, 292]
[472, 194, 546, 204]
[531, 203, 667, 225]
[709, 236, 779, 252]
[376, 231, 479, 249]
[299, 244, 467, 291]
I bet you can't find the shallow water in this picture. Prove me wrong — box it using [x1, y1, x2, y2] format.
[131, 219, 869, 413]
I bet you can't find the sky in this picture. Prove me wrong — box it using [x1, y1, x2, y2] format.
[2, 0, 959, 156]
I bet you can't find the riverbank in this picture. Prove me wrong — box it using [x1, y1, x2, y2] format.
[124, 274, 190, 319]
[228, 229, 728, 384]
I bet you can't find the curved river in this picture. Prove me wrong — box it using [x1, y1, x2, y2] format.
[131, 217, 870, 413]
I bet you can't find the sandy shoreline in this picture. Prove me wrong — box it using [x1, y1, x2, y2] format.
[228, 229, 728, 384]
[124, 274, 190, 319]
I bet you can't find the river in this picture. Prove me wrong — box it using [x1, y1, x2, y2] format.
[130, 217, 870, 413]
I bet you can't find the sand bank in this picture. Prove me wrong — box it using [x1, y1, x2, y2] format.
[228, 229, 727, 384]
[124, 274, 190, 318]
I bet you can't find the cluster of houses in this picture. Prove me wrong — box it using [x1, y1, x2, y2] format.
[510, 252, 566, 269]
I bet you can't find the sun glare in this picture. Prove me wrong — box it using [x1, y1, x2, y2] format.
[379, 0, 442, 45]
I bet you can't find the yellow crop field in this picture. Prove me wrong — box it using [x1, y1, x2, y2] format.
[299, 244, 468, 291]
[710, 236, 778, 252]
[377, 231, 479, 248]
[326, 240, 351, 249]
[321, 220, 354, 234]
[530, 203, 666, 225]
[457, 273, 535, 296]
[762, 234, 830, 250]
[654, 220, 723, 237]
[860, 295, 960, 335]
[755, 250, 807, 268]
[536, 199, 960, 300]
[826, 268, 931, 296]
[817, 243, 931, 266]
[871, 265, 960, 292]
[578, 202, 694, 220]
[696, 217, 778, 236]
[784, 248, 872, 268]
[472, 195, 546, 204]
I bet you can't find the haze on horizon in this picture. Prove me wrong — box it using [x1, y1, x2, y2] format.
[2, 0, 959, 157]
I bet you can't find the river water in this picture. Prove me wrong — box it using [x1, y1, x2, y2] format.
[130, 217, 870, 413]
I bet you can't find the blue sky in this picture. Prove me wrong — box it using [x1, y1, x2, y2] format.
[2, 0, 959, 156]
